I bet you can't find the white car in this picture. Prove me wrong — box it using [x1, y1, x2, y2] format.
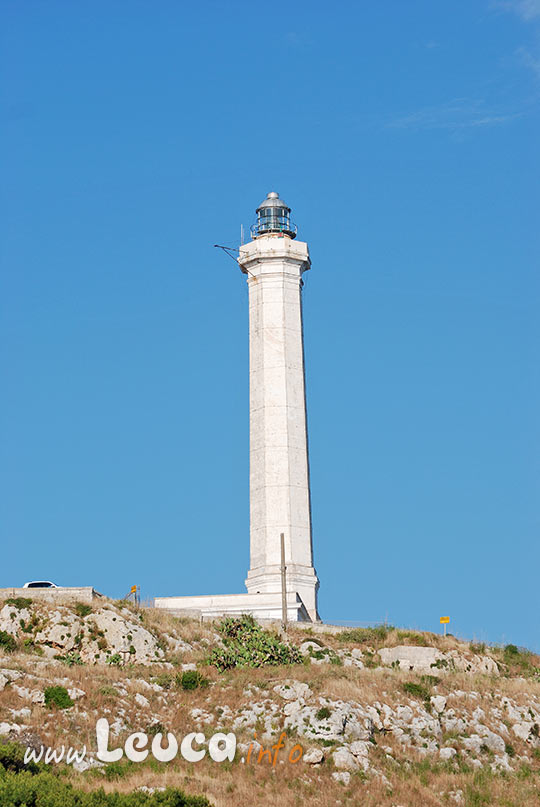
[23, 581, 58, 589]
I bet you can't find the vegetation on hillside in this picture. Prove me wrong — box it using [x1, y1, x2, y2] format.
[0, 741, 212, 807]
[1, 599, 539, 806]
[208, 615, 302, 671]
[0, 771, 212, 807]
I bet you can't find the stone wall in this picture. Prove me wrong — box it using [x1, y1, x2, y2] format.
[0, 587, 102, 605]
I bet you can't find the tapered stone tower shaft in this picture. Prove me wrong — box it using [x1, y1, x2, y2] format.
[238, 192, 319, 621]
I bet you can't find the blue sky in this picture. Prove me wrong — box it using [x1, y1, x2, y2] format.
[1, 1, 539, 650]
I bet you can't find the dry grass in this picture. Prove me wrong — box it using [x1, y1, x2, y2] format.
[139, 606, 214, 644]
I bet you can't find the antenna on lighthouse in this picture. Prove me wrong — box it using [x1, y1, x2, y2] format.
[240, 224, 245, 246]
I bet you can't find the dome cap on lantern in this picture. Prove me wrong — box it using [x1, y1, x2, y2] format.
[256, 191, 291, 212]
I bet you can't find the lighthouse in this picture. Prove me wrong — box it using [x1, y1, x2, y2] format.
[240, 192, 319, 622]
[155, 192, 319, 622]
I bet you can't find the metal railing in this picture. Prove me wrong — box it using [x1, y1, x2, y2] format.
[250, 220, 297, 238]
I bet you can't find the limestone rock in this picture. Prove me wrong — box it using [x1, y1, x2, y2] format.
[283, 700, 302, 716]
[332, 771, 351, 785]
[461, 735, 483, 754]
[349, 740, 370, 758]
[440, 747, 457, 760]
[191, 708, 214, 724]
[476, 725, 505, 754]
[303, 747, 324, 765]
[0, 668, 23, 683]
[512, 722, 534, 741]
[0, 722, 22, 736]
[273, 680, 311, 702]
[379, 646, 445, 672]
[73, 756, 105, 773]
[237, 740, 262, 761]
[10, 707, 31, 719]
[12, 685, 45, 705]
[34, 610, 80, 653]
[396, 705, 414, 724]
[379, 646, 499, 676]
[87, 609, 165, 665]
[0, 606, 32, 636]
[167, 637, 193, 654]
[300, 641, 322, 655]
[332, 747, 360, 771]
[491, 753, 513, 772]
[447, 651, 498, 675]
[138, 680, 163, 692]
[431, 695, 447, 713]
[137, 786, 166, 794]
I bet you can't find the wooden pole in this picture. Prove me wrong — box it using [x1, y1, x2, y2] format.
[280, 533, 288, 632]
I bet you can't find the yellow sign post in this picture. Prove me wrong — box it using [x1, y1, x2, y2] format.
[123, 585, 140, 607]
[440, 616, 450, 636]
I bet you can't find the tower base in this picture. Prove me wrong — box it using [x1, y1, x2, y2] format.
[246, 565, 319, 623]
[154, 591, 312, 622]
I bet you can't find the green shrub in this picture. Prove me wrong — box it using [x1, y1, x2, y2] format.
[154, 672, 174, 689]
[43, 685, 73, 709]
[99, 685, 118, 698]
[5, 598, 33, 610]
[0, 631, 17, 653]
[0, 740, 46, 775]
[178, 670, 209, 690]
[106, 653, 123, 666]
[54, 652, 83, 667]
[470, 642, 486, 654]
[402, 678, 438, 711]
[307, 646, 342, 665]
[502, 644, 538, 676]
[362, 650, 380, 669]
[403, 681, 431, 701]
[396, 630, 429, 646]
[74, 602, 92, 618]
[146, 721, 166, 737]
[23, 639, 44, 655]
[208, 614, 302, 671]
[430, 658, 450, 670]
[103, 760, 133, 780]
[315, 706, 331, 721]
[0, 768, 212, 805]
[337, 625, 392, 643]
[420, 674, 440, 687]
[503, 644, 533, 665]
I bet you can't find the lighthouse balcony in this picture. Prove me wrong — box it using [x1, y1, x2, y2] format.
[251, 220, 297, 238]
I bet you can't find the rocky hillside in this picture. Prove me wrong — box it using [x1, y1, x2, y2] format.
[1, 596, 539, 806]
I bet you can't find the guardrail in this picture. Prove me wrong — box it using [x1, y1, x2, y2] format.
[250, 221, 297, 237]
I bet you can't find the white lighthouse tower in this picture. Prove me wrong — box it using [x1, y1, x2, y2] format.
[240, 192, 319, 622]
[155, 192, 319, 622]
